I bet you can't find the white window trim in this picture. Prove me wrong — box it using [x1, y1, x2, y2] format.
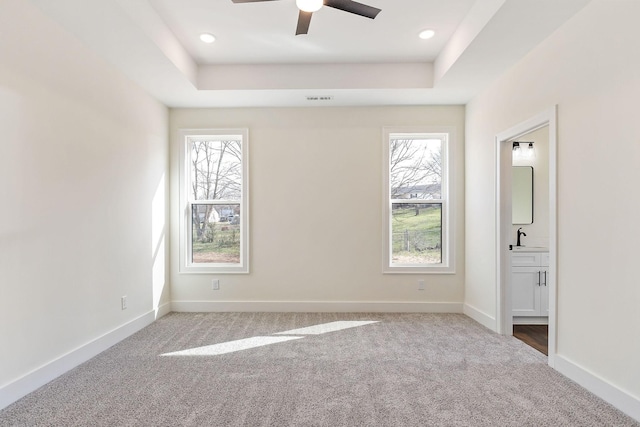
[178, 129, 250, 274]
[382, 127, 456, 274]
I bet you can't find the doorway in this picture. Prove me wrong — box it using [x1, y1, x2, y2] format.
[495, 107, 557, 367]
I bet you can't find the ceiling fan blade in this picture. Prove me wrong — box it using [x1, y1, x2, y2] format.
[231, 0, 281, 3]
[296, 10, 313, 35]
[324, 0, 381, 19]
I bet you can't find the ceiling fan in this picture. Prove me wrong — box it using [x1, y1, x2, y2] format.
[231, 0, 381, 35]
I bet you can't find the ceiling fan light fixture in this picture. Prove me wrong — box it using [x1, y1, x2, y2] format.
[199, 33, 216, 43]
[296, 0, 323, 13]
[419, 29, 435, 40]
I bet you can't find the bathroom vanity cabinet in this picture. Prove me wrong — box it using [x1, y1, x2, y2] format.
[511, 251, 549, 324]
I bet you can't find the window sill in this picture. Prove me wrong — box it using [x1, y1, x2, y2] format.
[383, 266, 455, 275]
[180, 264, 249, 274]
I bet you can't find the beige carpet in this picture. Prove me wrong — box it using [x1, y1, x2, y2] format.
[1, 312, 637, 426]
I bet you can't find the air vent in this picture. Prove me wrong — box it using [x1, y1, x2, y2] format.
[306, 96, 334, 102]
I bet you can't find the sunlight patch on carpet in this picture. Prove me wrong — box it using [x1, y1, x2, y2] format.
[161, 336, 303, 357]
[274, 320, 380, 335]
[161, 320, 379, 357]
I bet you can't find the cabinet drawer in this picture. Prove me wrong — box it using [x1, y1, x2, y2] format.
[512, 253, 541, 266]
[541, 253, 550, 267]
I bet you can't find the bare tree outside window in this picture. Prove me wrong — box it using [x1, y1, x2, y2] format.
[191, 140, 242, 201]
[389, 137, 443, 265]
[390, 138, 441, 199]
[190, 139, 242, 264]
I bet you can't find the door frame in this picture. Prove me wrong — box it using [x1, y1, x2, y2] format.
[495, 106, 557, 367]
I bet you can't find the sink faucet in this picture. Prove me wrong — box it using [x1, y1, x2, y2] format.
[517, 227, 526, 247]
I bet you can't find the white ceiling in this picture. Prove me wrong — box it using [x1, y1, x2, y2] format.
[30, 0, 592, 108]
[150, 0, 476, 64]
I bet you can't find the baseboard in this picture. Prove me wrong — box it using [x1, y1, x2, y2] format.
[463, 303, 496, 331]
[554, 355, 640, 422]
[0, 303, 171, 411]
[170, 300, 463, 313]
[154, 300, 172, 319]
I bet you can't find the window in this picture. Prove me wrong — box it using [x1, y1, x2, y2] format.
[179, 129, 249, 273]
[383, 129, 454, 274]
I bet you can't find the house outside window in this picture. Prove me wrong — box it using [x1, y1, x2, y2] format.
[179, 129, 249, 273]
[383, 128, 455, 274]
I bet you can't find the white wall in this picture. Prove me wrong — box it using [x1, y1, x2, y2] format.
[0, 0, 169, 403]
[466, 0, 640, 409]
[511, 127, 549, 248]
[170, 106, 465, 309]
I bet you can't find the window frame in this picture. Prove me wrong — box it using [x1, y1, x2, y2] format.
[178, 129, 250, 274]
[382, 127, 455, 274]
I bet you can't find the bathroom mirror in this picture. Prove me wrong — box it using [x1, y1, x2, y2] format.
[513, 166, 533, 224]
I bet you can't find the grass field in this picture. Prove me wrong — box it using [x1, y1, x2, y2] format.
[192, 223, 241, 264]
[391, 204, 442, 264]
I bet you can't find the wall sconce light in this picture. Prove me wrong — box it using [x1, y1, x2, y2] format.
[512, 141, 521, 157]
[513, 141, 535, 159]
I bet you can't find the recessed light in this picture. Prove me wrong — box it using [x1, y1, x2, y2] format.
[419, 29, 435, 40]
[200, 33, 216, 44]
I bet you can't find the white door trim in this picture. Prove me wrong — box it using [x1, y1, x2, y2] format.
[495, 106, 557, 367]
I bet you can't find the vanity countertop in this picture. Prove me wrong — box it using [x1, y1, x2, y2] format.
[511, 246, 549, 253]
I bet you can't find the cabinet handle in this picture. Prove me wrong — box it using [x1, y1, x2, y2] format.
[543, 271, 547, 286]
[537, 271, 541, 286]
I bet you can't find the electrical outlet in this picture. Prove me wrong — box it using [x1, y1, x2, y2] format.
[418, 280, 425, 291]
[121, 296, 127, 310]
[212, 279, 220, 290]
